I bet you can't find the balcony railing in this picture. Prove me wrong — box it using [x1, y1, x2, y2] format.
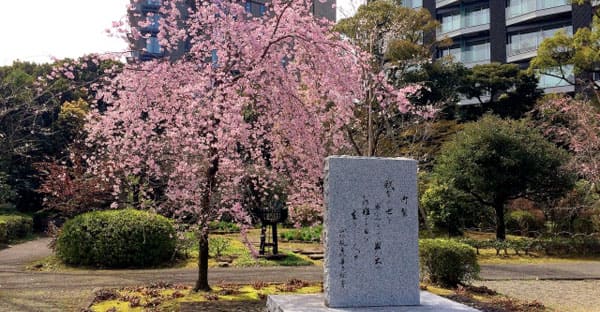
[506, 0, 569, 19]
[538, 65, 573, 89]
[507, 26, 572, 58]
[439, 10, 490, 35]
[141, 0, 161, 12]
[441, 43, 490, 66]
[403, 0, 423, 8]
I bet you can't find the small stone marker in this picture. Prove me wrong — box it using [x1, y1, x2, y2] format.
[323, 156, 419, 308]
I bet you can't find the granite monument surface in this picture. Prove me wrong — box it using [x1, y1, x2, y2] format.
[323, 156, 419, 307]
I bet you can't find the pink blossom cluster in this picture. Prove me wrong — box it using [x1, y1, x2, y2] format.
[85, 0, 418, 228]
[537, 96, 600, 185]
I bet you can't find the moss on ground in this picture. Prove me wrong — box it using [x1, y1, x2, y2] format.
[89, 281, 322, 312]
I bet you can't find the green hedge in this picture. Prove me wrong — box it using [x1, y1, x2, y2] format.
[0, 214, 33, 244]
[459, 236, 600, 257]
[56, 209, 176, 268]
[208, 221, 240, 233]
[280, 225, 322, 242]
[419, 239, 479, 287]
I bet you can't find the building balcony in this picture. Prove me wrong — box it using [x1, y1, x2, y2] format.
[437, 23, 490, 40]
[506, 25, 572, 62]
[506, 0, 571, 26]
[537, 65, 574, 92]
[141, 0, 161, 12]
[131, 50, 165, 62]
[437, 9, 490, 40]
[403, 0, 423, 9]
[436, 0, 459, 9]
[441, 41, 491, 68]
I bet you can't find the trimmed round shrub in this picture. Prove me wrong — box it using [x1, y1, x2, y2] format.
[56, 209, 176, 268]
[506, 210, 544, 236]
[419, 239, 479, 287]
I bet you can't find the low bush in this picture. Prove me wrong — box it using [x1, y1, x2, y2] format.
[506, 210, 545, 236]
[419, 239, 479, 287]
[0, 214, 33, 243]
[208, 221, 240, 233]
[209, 237, 231, 258]
[55, 209, 176, 268]
[280, 225, 322, 242]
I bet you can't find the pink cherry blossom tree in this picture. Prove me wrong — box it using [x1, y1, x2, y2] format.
[534, 96, 600, 188]
[86, 0, 416, 290]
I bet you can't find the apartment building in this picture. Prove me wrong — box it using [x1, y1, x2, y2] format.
[411, 0, 597, 93]
[128, 0, 335, 61]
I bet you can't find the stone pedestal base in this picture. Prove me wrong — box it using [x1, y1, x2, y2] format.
[266, 292, 480, 312]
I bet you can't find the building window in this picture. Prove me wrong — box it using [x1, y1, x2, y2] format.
[439, 6, 489, 34]
[507, 25, 572, 56]
[259, 4, 266, 16]
[463, 41, 490, 64]
[145, 14, 160, 32]
[538, 65, 573, 88]
[507, 0, 569, 18]
[403, 0, 422, 8]
[146, 37, 162, 54]
[211, 49, 218, 67]
[245, 2, 252, 13]
[440, 14, 461, 33]
[464, 6, 490, 28]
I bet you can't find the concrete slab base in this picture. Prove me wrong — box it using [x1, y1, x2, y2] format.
[267, 291, 480, 312]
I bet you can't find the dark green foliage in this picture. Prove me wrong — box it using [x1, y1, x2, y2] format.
[0, 172, 15, 206]
[280, 225, 322, 242]
[506, 210, 545, 236]
[458, 63, 541, 120]
[208, 221, 240, 233]
[403, 60, 469, 119]
[0, 213, 33, 243]
[421, 181, 491, 236]
[55, 209, 176, 268]
[0, 59, 121, 213]
[433, 115, 575, 239]
[419, 239, 479, 287]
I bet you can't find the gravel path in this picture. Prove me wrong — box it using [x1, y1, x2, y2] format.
[474, 280, 600, 312]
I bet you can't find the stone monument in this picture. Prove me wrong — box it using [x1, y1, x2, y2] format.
[267, 156, 480, 312]
[323, 156, 419, 307]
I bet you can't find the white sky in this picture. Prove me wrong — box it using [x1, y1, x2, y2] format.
[0, 0, 360, 66]
[336, 0, 366, 22]
[0, 0, 130, 66]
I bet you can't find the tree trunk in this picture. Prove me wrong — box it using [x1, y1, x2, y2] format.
[194, 153, 219, 292]
[194, 231, 211, 291]
[495, 202, 506, 241]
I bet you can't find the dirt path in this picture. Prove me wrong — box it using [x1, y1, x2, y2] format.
[0, 237, 52, 269]
[3, 238, 600, 311]
[480, 263, 600, 280]
[474, 280, 600, 312]
[0, 238, 322, 311]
